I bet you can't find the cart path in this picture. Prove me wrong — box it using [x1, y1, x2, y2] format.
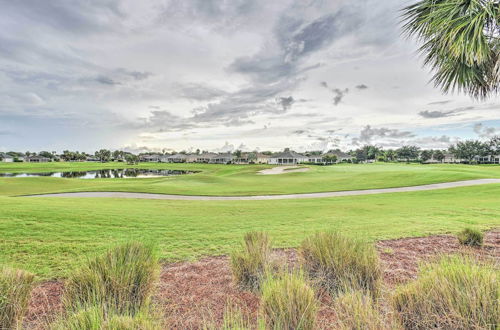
[22, 178, 500, 201]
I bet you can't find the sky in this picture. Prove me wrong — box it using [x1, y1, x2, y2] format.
[0, 0, 499, 153]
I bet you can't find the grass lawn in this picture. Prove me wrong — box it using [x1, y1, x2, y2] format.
[2, 162, 500, 196]
[0, 162, 499, 279]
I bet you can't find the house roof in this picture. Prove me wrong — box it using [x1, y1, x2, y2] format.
[167, 153, 187, 159]
[270, 151, 306, 158]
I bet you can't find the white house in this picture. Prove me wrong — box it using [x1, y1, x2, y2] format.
[25, 156, 50, 163]
[209, 153, 234, 164]
[140, 154, 162, 162]
[165, 154, 187, 163]
[0, 153, 14, 162]
[268, 150, 308, 165]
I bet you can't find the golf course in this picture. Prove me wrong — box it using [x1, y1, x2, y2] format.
[1, 162, 499, 279]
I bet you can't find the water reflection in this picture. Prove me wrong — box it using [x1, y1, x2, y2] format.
[0, 169, 197, 179]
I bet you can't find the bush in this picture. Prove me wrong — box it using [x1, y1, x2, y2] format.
[230, 232, 271, 291]
[51, 306, 161, 330]
[0, 267, 36, 329]
[63, 242, 159, 314]
[261, 271, 318, 330]
[333, 291, 398, 330]
[457, 228, 484, 247]
[393, 256, 499, 329]
[299, 232, 381, 298]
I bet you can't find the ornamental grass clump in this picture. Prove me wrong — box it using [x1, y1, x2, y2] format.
[63, 242, 159, 315]
[50, 305, 161, 330]
[230, 231, 271, 291]
[333, 290, 399, 330]
[299, 232, 381, 298]
[260, 271, 318, 330]
[0, 267, 36, 329]
[457, 227, 484, 247]
[393, 256, 498, 330]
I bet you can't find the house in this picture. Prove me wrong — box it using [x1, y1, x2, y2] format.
[165, 153, 187, 163]
[25, 156, 50, 163]
[255, 153, 270, 164]
[268, 150, 308, 165]
[140, 154, 162, 162]
[443, 153, 463, 163]
[209, 153, 234, 164]
[0, 153, 14, 162]
[326, 151, 354, 163]
[475, 155, 500, 164]
[195, 153, 218, 163]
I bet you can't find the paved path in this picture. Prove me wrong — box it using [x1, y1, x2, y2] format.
[258, 166, 310, 175]
[23, 179, 500, 201]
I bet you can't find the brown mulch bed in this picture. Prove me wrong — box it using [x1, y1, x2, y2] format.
[24, 230, 499, 329]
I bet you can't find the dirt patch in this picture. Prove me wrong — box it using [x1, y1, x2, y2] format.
[24, 230, 499, 329]
[24, 281, 64, 329]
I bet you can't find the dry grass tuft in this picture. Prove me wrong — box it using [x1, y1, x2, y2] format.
[299, 232, 381, 298]
[393, 255, 498, 330]
[230, 232, 271, 291]
[457, 227, 484, 247]
[0, 267, 36, 329]
[333, 290, 400, 330]
[63, 242, 159, 314]
[261, 271, 318, 330]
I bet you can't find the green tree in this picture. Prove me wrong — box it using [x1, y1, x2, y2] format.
[402, 0, 499, 99]
[489, 136, 500, 155]
[322, 154, 338, 164]
[450, 140, 489, 163]
[95, 149, 111, 162]
[420, 149, 433, 163]
[397, 145, 421, 163]
[433, 150, 445, 162]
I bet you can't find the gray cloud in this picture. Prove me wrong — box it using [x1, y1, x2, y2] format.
[353, 125, 415, 144]
[427, 100, 452, 105]
[355, 84, 368, 90]
[418, 106, 474, 119]
[276, 96, 295, 111]
[473, 123, 499, 138]
[320, 82, 349, 105]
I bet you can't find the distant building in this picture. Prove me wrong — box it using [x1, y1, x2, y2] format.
[164, 154, 186, 163]
[140, 154, 162, 162]
[0, 153, 14, 162]
[255, 153, 270, 164]
[195, 153, 218, 163]
[268, 150, 308, 165]
[25, 156, 50, 163]
[209, 153, 233, 164]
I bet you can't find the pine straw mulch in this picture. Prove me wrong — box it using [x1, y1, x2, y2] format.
[25, 230, 499, 329]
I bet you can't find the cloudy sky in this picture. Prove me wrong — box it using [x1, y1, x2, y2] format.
[1, 0, 499, 153]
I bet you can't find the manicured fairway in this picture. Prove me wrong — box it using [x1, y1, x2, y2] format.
[2, 162, 500, 196]
[1, 162, 499, 279]
[0, 183, 499, 279]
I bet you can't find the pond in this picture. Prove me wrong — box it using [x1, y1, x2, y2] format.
[0, 168, 198, 179]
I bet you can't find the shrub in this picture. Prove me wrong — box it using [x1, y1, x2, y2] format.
[457, 228, 484, 247]
[261, 271, 318, 330]
[0, 267, 36, 329]
[393, 256, 499, 329]
[333, 291, 398, 330]
[230, 232, 271, 291]
[51, 306, 161, 330]
[299, 232, 381, 298]
[63, 242, 159, 314]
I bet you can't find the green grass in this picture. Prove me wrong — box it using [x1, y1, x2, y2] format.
[0, 163, 499, 279]
[0, 267, 36, 329]
[2, 162, 500, 196]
